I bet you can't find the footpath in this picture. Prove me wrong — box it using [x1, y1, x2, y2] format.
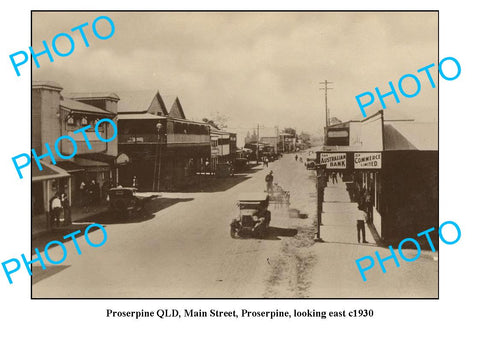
[320, 177, 376, 244]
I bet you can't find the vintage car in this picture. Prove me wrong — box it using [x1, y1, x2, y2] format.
[107, 187, 159, 217]
[230, 193, 271, 238]
[234, 157, 249, 171]
[216, 162, 234, 178]
[305, 157, 317, 170]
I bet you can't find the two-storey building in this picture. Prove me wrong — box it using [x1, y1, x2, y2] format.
[114, 90, 211, 191]
[32, 81, 121, 230]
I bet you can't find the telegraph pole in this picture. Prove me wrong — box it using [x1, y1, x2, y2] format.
[319, 80, 333, 127]
[256, 123, 260, 164]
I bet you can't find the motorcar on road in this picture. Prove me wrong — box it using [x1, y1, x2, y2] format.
[107, 187, 159, 217]
[230, 193, 271, 238]
[306, 157, 317, 170]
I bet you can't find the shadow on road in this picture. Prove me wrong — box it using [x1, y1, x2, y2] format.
[262, 226, 298, 240]
[32, 265, 70, 285]
[76, 197, 194, 224]
[32, 197, 194, 252]
[321, 240, 378, 248]
[179, 175, 253, 193]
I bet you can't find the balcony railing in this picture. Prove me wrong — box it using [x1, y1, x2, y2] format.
[167, 133, 210, 144]
[118, 134, 167, 144]
[63, 141, 107, 154]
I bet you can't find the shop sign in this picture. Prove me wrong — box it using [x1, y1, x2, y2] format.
[327, 130, 348, 138]
[354, 152, 382, 169]
[320, 152, 346, 169]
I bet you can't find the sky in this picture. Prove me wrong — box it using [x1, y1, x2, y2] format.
[32, 11, 438, 143]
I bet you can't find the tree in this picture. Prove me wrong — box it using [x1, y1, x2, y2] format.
[282, 127, 296, 136]
[299, 131, 311, 142]
[202, 118, 220, 130]
[202, 113, 229, 130]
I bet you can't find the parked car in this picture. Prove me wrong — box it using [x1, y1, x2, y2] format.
[216, 162, 234, 178]
[230, 193, 271, 238]
[306, 158, 317, 170]
[107, 187, 159, 217]
[234, 158, 248, 171]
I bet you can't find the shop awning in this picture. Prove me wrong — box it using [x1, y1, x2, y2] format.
[32, 161, 71, 182]
[56, 161, 86, 173]
[75, 153, 116, 166]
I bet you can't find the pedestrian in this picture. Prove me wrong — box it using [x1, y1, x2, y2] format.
[50, 193, 63, 229]
[205, 160, 210, 175]
[265, 157, 269, 168]
[365, 191, 373, 223]
[79, 180, 87, 210]
[332, 172, 338, 184]
[101, 179, 111, 201]
[265, 170, 274, 193]
[356, 204, 368, 243]
[132, 176, 137, 188]
[358, 186, 366, 211]
[295, 154, 298, 161]
[87, 180, 97, 209]
[61, 193, 71, 225]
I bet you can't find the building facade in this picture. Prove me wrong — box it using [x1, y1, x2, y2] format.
[319, 110, 438, 245]
[114, 91, 211, 191]
[32, 81, 121, 230]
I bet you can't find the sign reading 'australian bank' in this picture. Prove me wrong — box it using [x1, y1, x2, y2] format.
[320, 153, 346, 169]
[354, 152, 382, 169]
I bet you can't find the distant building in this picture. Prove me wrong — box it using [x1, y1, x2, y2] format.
[260, 136, 278, 154]
[279, 133, 296, 152]
[210, 127, 236, 171]
[328, 116, 342, 126]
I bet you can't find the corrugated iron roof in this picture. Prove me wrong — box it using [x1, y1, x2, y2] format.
[117, 113, 163, 120]
[115, 90, 163, 113]
[60, 98, 113, 115]
[32, 161, 70, 182]
[384, 121, 438, 151]
[63, 91, 120, 101]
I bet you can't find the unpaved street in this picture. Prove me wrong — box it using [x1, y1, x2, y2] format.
[33, 152, 437, 298]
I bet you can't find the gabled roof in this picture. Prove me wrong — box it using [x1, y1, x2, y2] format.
[168, 97, 186, 119]
[117, 113, 164, 120]
[115, 90, 168, 115]
[60, 98, 114, 115]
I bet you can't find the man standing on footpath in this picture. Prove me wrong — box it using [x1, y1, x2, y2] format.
[356, 204, 368, 243]
[50, 193, 63, 229]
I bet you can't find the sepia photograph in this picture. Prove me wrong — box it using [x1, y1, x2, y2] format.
[30, 11, 439, 298]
